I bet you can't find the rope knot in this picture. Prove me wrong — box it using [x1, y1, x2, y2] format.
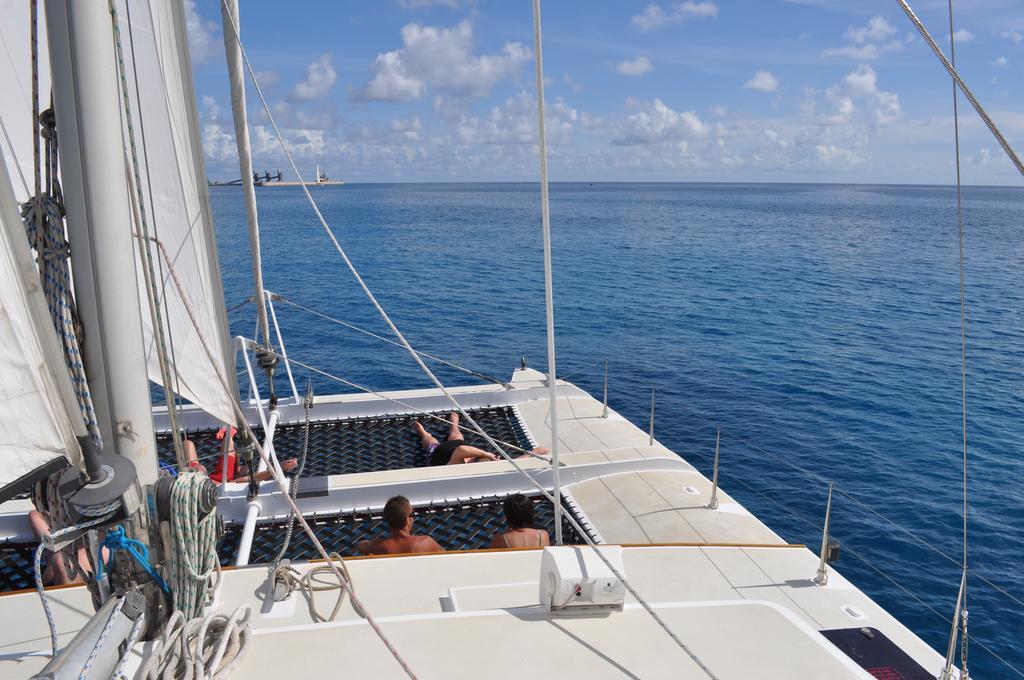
[98, 525, 171, 594]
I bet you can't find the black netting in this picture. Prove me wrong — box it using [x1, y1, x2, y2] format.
[157, 406, 532, 476]
[0, 544, 36, 592]
[219, 495, 584, 565]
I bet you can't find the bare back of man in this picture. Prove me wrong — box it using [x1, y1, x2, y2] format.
[359, 533, 442, 555]
[357, 495, 445, 556]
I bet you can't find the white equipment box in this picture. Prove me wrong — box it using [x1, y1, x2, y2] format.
[538, 545, 626, 615]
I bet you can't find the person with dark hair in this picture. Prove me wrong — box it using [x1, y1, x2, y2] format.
[489, 493, 551, 549]
[414, 412, 550, 466]
[357, 495, 444, 555]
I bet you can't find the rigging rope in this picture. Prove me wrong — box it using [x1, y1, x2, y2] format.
[33, 511, 118, 656]
[22, 6, 103, 447]
[97, 526, 171, 595]
[895, 0, 1024, 178]
[270, 383, 313, 568]
[531, 0, 564, 549]
[166, 471, 221, 619]
[945, 1, 970, 676]
[276, 296, 509, 387]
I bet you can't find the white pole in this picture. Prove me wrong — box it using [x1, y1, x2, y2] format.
[815, 483, 834, 586]
[221, 0, 270, 351]
[236, 409, 279, 566]
[532, 0, 561, 545]
[44, 0, 158, 490]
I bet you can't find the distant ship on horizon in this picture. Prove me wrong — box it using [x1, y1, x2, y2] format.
[209, 164, 343, 187]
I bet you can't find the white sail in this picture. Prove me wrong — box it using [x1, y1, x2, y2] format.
[0, 0, 51, 206]
[0, 146, 80, 491]
[114, 0, 237, 425]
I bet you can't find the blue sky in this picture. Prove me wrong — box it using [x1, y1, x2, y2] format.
[189, 0, 1024, 185]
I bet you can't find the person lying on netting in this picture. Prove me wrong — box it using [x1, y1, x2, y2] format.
[357, 495, 444, 555]
[413, 412, 550, 466]
[183, 426, 297, 483]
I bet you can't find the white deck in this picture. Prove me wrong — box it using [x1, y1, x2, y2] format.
[0, 369, 950, 678]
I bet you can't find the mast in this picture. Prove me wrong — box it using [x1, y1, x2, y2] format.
[44, 0, 160, 601]
[221, 0, 270, 353]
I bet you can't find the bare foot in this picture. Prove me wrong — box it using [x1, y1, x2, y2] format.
[449, 412, 459, 426]
[413, 421, 428, 437]
[532, 447, 550, 456]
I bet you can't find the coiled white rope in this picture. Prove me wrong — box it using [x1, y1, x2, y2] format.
[139, 606, 251, 680]
[271, 553, 352, 623]
[166, 471, 221, 619]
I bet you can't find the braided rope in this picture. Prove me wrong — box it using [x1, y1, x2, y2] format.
[167, 472, 220, 619]
[112, 608, 145, 680]
[139, 606, 251, 680]
[21, 174, 103, 447]
[79, 598, 126, 680]
[33, 512, 117, 656]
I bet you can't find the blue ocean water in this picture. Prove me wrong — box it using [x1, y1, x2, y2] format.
[211, 182, 1023, 677]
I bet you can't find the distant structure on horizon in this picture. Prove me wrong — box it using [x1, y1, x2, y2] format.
[208, 164, 343, 187]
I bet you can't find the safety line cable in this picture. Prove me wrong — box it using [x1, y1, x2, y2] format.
[679, 445, 1024, 679]
[945, 1, 971, 675]
[275, 295, 508, 387]
[665, 395, 1023, 612]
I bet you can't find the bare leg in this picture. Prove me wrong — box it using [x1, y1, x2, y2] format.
[183, 439, 207, 474]
[515, 446, 550, 460]
[447, 412, 462, 442]
[413, 421, 439, 451]
[448, 445, 499, 465]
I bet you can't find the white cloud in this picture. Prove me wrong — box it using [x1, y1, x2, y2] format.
[993, 56, 1008, 67]
[397, 0, 471, 7]
[821, 42, 902, 61]
[254, 70, 281, 87]
[618, 56, 652, 77]
[184, 0, 218, 66]
[951, 28, 974, 43]
[826, 65, 901, 126]
[454, 91, 577, 145]
[743, 70, 779, 92]
[613, 98, 707, 145]
[290, 55, 338, 101]
[823, 16, 903, 61]
[969, 148, 991, 166]
[356, 21, 530, 102]
[845, 16, 896, 45]
[631, 2, 718, 31]
[1000, 30, 1023, 44]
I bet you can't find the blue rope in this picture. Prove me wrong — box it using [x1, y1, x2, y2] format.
[97, 526, 170, 594]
